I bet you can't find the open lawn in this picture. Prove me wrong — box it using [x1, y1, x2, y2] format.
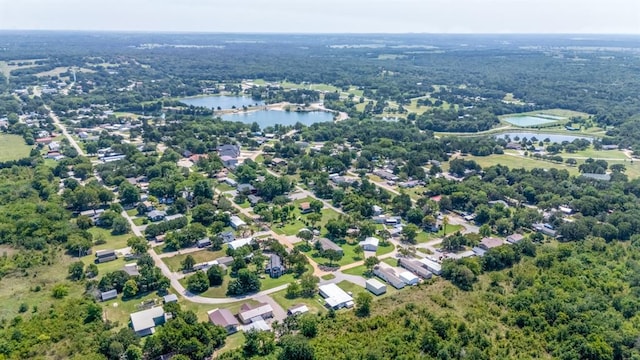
[570, 148, 629, 160]
[260, 266, 312, 292]
[342, 264, 370, 277]
[376, 242, 395, 256]
[382, 258, 398, 267]
[460, 153, 580, 175]
[301, 241, 363, 267]
[101, 291, 162, 326]
[336, 279, 400, 299]
[87, 227, 132, 251]
[81, 256, 128, 278]
[272, 200, 342, 236]
[0, 134, 32, 161]
[0, 250, 85, 322]
[320, 273, 335, 281]
[163, 247, 228, 272]
[415, 225, 462, 243]
[215, 332, 245, 356]
[270, 288, 327, 315]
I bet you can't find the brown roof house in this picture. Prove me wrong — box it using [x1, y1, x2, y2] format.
[208, 308, 239, 334]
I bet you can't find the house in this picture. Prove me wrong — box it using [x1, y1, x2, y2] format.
[238, 302, 274, 324]
[221, 155, 238, 168]
[229, 215, 247, 229]
[359, 237, 380, 252]
[223, 177, 237, 187]
[387, 227, 402, 238]
[197, 237, 212, 248]
[101, 289, 118, 301]
[580, 173, 611, 181]
[271, 158, 288, 167]
[472, 247, 487, 257]
[372, 215, 387, 224]
[218, 144, 241, 158]
[601, 144, 619, 150]
[398, 258, 433, 279]
[95, 249, 117, 263]
[299, 202, 312, 214]
[506, 233, 525, 244]
[559, 205, 573, 215]
[216, 256, 234, 267]
[399, 271, 419, 286]
[208, 308, 239, 334]
[266, 254, 284, 278]
[479, 237, 504, 250]
[419, 258, 442, 276]
[130, 307, 170, 336]
[228, 237, 254, 251]
[384, 217, 401, 226]
[141, 201, 154, 212]
[533, 223, 558, 237]
[80, 209, 105, 222]
[399, 180, 420, 188]
[488, 200, 509, 208]
[373, 169, 399, 181]
[373, 266, 406, 289]
[148, 210, 167, 222]
[165, 214, 184, 222]
[237, 184, 257, 195]
[287, 304, 310, 316]
[220, 231, 235, 243]
[319, 283, 354, 310]
[247, 194, 262, 206]
[366, 278, 387, 296]
[316, 238, 343, 254]
[505, 142, 522, 150]
[163, 294, 178, 303]
[123, 263, 140, 276]
[48, 141, 61, 152]
[372, 205, 383, 216]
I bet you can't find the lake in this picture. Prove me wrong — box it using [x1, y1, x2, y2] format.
[222, 110, 334, 127]
[497, 132, 594, 143]
[503, 116, 559, 127]
[179, 95, 263, 109]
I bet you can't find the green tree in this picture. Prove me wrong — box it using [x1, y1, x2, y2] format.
[52, 284, 69, 298]
[76, 215, 93, 230]
[227, 269, 261, 296]
[119, 182, 140, 206]
[124, 345, 143, 360]
[286, 281, 302, 299]
[187, 271, 210, 293]
[401, 224, 419, 244]
[354, 245, 364, 259]
[182, 255, 196, 272]
[355, 292, 373, 317]
[300, 273, 319, 297]
[324, 249, 343, 267]
[278, 335, 315, 360]
[111, 216, 130, 235]
[122, 279, 139, 298]
[85, 263, 99, 278]
[364, 256, 380, 274]
[68, 261, 85, 281]
[127, 236, 149, 255]
[479, 224, 492, 237]
[207, 265, 225, 286]
[244, 329, 276, 357]
[309, 199, 323, 213]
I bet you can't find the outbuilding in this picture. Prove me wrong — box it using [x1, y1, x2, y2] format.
[365, 278, 387, 296]
[319, 283, 354, 310]
[101, 289, 118, 301]
[399, 271, 419, 286]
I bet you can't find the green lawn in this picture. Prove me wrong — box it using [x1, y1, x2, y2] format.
[320, 273, 335, 281]
[216, 332, 245, 356]
[126, 208, 138, 217]
[87, 227, 132, 251]
[163, 247, 228, 272]
[342, 264, 370, 277]
[0, 134, 32, 161]
[376, 243, 395, 256]
[416, 226, 466, 244]
[81, 256, 128, 278]
[101, 291, 162, 326]
[456, 154, 580, 176]
[133, 217, 146, 226]
[570, 148, 628, 160]
[301, 241, 363, 267]
[272, 201, 342, 237]
[270, 288, 326, 315]
[337, 279, 400, 299]
[382, 258, 398, 267]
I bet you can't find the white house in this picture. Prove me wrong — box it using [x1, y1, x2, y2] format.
[319, 283, 354, 310]
[359, 237, 380, 252]
[130, 307, 169, 337]
[229, 215, 247, 229]
[228, 237, 254, 251]
[365, 278, 387, 296]
[399, 271, 419, 286]
[238, 302, 274, 324]
[419, 258, 442, 276]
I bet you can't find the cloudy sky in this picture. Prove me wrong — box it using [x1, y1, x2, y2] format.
[1, 0, 638, 33]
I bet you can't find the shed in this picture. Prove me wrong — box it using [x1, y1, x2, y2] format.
[287, 304, 310, 316]
[101, 289, 118, 301]
[197, 237, 212, 248]
[506, 233, 524, 244]
[319, 283, 354, 309]
[163, 294, 178, 303]
[229, 215, 247, 229]
[365, 278, 387, 296]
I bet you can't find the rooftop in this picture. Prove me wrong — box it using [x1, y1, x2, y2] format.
[208, 308, 239, 327]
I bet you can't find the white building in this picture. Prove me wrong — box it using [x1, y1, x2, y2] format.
[228, 237, 254, 251]
[365, 278, 387, 296]
[230, 215, 247, 229]
[319, 283, 354, 310]
[419, 258, 442, 276]
[399, 271, 419, 286]
[359, 237, 380, 252]
[238, 303, 274, 324]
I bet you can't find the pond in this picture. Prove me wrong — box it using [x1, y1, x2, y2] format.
[503, 116, 559, 127]
[179, 95, 263, 109]
[497, 132, 594, 143]
[222, 110, 334, 127]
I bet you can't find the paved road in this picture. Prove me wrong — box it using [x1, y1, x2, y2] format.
[39, 84, 85, 157]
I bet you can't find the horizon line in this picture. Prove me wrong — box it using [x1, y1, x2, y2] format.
[0, 29, 639, 36]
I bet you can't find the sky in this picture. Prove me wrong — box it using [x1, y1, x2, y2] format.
[0, 0, 639, 34]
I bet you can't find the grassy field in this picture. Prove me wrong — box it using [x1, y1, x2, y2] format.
[163, 247, 228, 272]
[0, 59, 43, 77]
[456, 153, 581, 175]
[320, 273, 335, 281]
[272, 198, 342, 236]
[87, 227, 132, 251]
[270, 288, 327, 315]
[336, 279, 400, 299]
[382, 258, 398, 267]
[0, 251, 85, 322]
[570, 148, 629, 160]
[0, 134, 32, 161]
[415, 225, 463, 243]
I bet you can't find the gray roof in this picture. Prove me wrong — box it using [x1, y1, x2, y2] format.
[580, 173, 611, 181]
[163, 294, 178, 303]
[317, 238, 342, 252]
[130, 307, 165, 332]
[101, 289, 118, 301]
[268, 254, 282, 269]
